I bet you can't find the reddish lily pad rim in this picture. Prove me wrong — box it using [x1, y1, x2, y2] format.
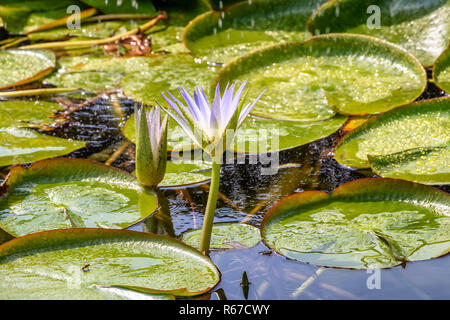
[433, 45, 450, 93]
[0, 228, 221, 296]
[1, 158, 159, 230]
[0, 49, 56, 90]
[214, 33, 427, 117]
[261, 177, 450, 267]
[334, 96, 450, 169]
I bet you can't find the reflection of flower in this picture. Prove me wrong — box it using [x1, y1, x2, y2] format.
[135, 105, 168, 188]
[161, 81, 264, 157]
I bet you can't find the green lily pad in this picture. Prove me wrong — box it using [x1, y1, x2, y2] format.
[0, 100, 85, 166]
[433, 46, 450, 93]
[204, 0, 242, 11]
[0, 227, 13, 245]
[120, 54, 218, 105]
[0, 228, 220, 299]
[0, 49, 56, 89]
[261, 178, 450, 269]
[0, 0, 77, 34]
[123, 112, 347, 153]
[160, 159, 211, 188]
[335, 97, 450, 168]
[182, 223, 261, 250]
[215, 34, 426, 120]
[0, 158, 158, 237]
[0, 128, 86, 167]
[369, 145, 450, 185]
[307, 0, 450, 66]
[183, 0, 326, 64]
[233, 114, 348, 153]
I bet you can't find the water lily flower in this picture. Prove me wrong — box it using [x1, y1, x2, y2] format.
[135, 105, 168, 188]
[160, 82, 264, 253]
[161, 81, 264, 158]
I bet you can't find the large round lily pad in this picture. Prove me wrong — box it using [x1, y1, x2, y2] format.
[433, 47, 450, 93]
[0, 158, 158, 237]
[335, 97, 450, 168]
[369, 145, 450, 185]
[307, 0, 450, 66]
[123, 112, 347, 153]
[183, 0, 327, 63]
[0, 100, 85, 166]
[261, 178, 450, 269]
[0, 228, 220, 299]
[215, 34, 426, 120]
[0, 49, 56, 89]
[182, 223, 261, 250]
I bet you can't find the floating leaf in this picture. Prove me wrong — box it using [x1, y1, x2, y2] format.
[204, 0, 243, 11]
[261, 178, 450, 269]
[369, 145, 450, 185]
[183, 0, 327, 63]
[159, 159, 211, 188]
[120, 54, 218, 105]
[0, 128, 86, 167]
[233, 115, 348, 153]
[0, 227, 13, 245]
[0, 100, 85, 166]
[307, 0, 450, 66]
[335, 97, 450, 168]
[433, 46, 450, 93]
[182, 223, 261, 250]
[0, 0, 77, 33]
[0, 228, 220, 299]
[123, 112, 348, 153]
[0, 49, 56, 89]
[0, 158, 158, 237]
[215, 34, 426, 119]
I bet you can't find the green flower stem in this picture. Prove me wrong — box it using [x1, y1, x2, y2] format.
[199, 160, 221, 254]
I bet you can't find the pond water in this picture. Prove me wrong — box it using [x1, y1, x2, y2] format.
[19, 78, 447, 300]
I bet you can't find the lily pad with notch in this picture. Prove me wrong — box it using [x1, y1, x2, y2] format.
[261, 178, 450, 269]
[433, 46, 450, 94]
[215, 34, 426, 120]
[0, 158, 158, 237]
[0, 228, 220, 299]
[334, 97, 450, 168]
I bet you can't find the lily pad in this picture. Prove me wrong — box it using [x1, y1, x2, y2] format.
[433, 47, 450, 93]
[261, 178, 450, 269]
[0, 100, 86, 166]
[307, 0, 450, 66]
[0, 158, 158, 237]
[233, 114, 348, 153]
[182, 223, 261, 250]
[0, 128, 86, 167]
[159, 159, 211, 188]
[120, 54, 218, 105]
[215, 34, 426, 120]
[123, 111, 348, 153]
[0, 228, 220, 299]
[0, 49, 56, 89]
[369, 145, 450, 185]
[335, 97, 450, 168]
[183, 0, 327, 63]
[204, 0, 242, 11]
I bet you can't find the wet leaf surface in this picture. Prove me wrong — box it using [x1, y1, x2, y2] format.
[308, 0, 450, 66]
[261, 178, 450, 269]
[0, 158, 158, 237]
[433, 47, 450, 93]
[0, 228, 219, 299]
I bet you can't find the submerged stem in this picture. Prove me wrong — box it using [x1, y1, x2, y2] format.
[199, 161, 221, 254]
